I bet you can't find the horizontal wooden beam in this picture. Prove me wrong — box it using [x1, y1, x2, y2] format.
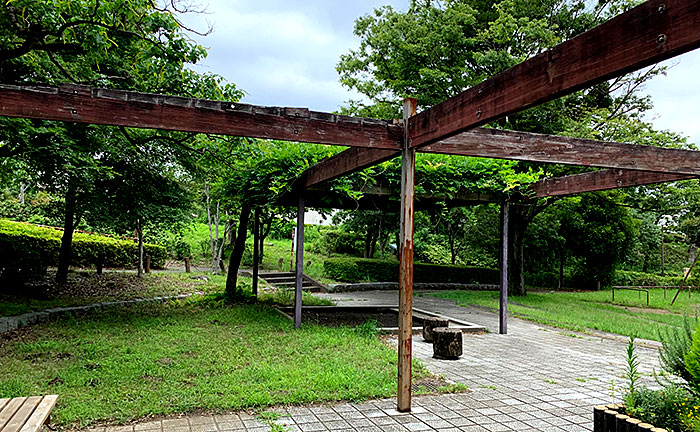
[302, 148, 398, 188]
[0, 84, 403, 150]
[422, 128, 700, 175]
[409, 0, 700, 148]
[530, 169, 695, 198]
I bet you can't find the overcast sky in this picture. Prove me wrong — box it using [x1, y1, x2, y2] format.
[180, 0, 700, 145]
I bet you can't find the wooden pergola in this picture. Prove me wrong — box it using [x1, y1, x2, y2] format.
[2, 0, 700, 412]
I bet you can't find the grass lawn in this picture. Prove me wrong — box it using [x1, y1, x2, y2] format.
[0, 300, 423, 428]
[429, 288, 699, 341]
[0, 272, 226, 317]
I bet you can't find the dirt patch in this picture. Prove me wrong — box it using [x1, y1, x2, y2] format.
[621, 305, 678, 315]
[297, 310, 422, 328]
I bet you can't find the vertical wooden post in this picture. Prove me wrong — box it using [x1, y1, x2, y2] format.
[500, 202, 509, 335]
[294, 195, 305, 329]
[397, 97, 417, 413]
[145, 255, 151, 274]
[252, 208, 260, 297]
[184, 257, 191, 273]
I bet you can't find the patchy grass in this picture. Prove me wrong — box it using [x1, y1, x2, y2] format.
[0, 300, 424, 428]
[430, 289, 700, 341]
[0, 272, 224, 317]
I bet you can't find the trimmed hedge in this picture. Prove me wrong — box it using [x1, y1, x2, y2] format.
[612, 270, 700, 288]
[323, 257, 499, 284]
[0, 220, 167, 285]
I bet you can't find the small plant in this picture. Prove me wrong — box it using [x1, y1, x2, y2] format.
[625, 336, 641, 396]
[353, 319, 379, 338]
[685, 321, 700, 395]
[658, 316, 697, 388]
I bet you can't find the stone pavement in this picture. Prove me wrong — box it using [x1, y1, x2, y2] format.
[85, 290, 662, 432]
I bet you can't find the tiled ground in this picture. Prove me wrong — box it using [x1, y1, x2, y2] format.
[85, 290, 661, 432]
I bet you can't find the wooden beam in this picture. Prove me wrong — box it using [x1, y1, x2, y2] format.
[397, 98, 417, 413]
[302, 148, 398, 188]
[500, 202, 509, 335]
[0, 84, 403, 150]
[303, 127, 700, 189]
[409, 0, 700, 148]
[530, 169, 695, 198]
[294, 195, 305, 329]
[423, 127, 700, 175]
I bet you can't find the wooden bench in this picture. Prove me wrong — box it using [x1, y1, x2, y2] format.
[0, 396, 58, 432]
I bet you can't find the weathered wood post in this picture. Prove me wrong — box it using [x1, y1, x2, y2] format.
[398, 97, 417, 412]
[184, 257, 191, 273]
[500, 202, 509, 334]
[253, 208, 260, 297]
[96, 253, 104, 276]
[145, 255, 151, 274]
[294, 195, 305, 329]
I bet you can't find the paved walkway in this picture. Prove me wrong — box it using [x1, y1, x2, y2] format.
[84, 291, 661, 432]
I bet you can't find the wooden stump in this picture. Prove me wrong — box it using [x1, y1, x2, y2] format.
[432, 328, 462, 359]
[422, 317, 449, 342]
[625, 418, 642, 432]
[145, 255, 151, 274]
[184, 257, 191, 273]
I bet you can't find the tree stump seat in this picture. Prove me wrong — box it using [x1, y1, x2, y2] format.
[432, 328, 462, 360]
[422, 317, 449, 342]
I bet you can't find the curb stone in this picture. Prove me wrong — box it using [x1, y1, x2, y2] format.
[0, 292, 203, 334]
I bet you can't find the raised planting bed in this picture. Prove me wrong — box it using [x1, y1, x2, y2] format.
[276, 305, 486, 334]
[594, 404, 669, 432]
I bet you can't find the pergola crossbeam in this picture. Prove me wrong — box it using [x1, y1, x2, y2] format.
[408, 0, 700, 148]
[0, 84, 403, 150]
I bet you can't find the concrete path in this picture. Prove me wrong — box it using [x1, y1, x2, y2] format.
[85, 290, 662, 432]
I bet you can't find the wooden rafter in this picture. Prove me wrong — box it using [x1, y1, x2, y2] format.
[302, 127, 700, 189]
[422, 128, 700, 175]
[530, 169, 695, 198]
[408, 0, 700, 148]
[0, 84, 403, 150]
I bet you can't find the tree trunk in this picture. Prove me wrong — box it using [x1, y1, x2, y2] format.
[558, 247, 565, 290]
[507, 204, 546, 296]
[225, 203, 251, 298]
[448, 222, 457, 265]
[136, 218, 144, 277]
[661, 227, 665, 277]
[56, 185, 77, 284]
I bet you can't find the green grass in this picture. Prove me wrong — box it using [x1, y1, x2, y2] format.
[0, 272, 226, 317]
[430, 288, 700, 341]
[0, 301, 410, 428]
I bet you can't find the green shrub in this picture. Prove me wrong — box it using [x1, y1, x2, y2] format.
[613, 270, 700, 288]
[525, 271, 559, 289]
[0, 220, 167, 286]
[686, 322, 700, 395]
[625, 386, 695, 431]
[323, 257, 498, 284]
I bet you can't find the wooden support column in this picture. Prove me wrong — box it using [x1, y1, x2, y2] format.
[252, 208, 260, 297]
[397, 98, 417, 412]
[294, 195, 305, 329]
[500, 203, 509, 335]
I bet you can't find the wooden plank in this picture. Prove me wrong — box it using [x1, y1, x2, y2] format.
[0, 84, 403, 150]
[422, 128, 700, 175]
[409, 0, 700, 148]
[500, 203, 509, 335]
[530, 170, 694, 198]
[18, 396, 58, 432]
[302, 148, 398, 188]
[0, 400, 9, 414]
[2, 396, 41, 432]
[0, 398, 26, 430]
[397, 98, 417, 413]
[294, 195, 305, 329]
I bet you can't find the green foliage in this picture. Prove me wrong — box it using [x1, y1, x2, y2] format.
[0, 220, 166, 286]
[525, 271, 560, 289]
[613, 270, 700, 288]
[625, 336, 641, 396]
[323, 258, 498, 284]
[686, 322, 700, 395]
[625, 386, 696, 432]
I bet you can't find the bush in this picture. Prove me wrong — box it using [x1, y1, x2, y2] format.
[323, 257, 499, 284]
[0, 220, 167, 286]
[625, 386, 696, 431]
[525, 271, 559, 289]
[613, 270, 700, 288]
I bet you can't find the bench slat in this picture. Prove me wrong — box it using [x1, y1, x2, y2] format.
[0, 398, 26, 430]
[18, 396, 58, 432]
[0, 401, 10, 414]
[2, 396, 42, 432]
